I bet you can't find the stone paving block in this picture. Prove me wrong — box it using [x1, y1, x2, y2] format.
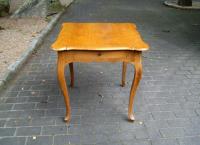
[0, 128, 16, 136]
[147, 103, 181, 112]
[27, 96, 48, 103]
[45, 109, 65, 117]
[195, 108, 200, 116]
[18, 91, 40, 97]
[119, 121, 144, 132]
[81, 134, 96, 144]
[146, 127, 162, 139]
[31, 117, 55, 126]
[5, 91, 19, 97]
[95, 133, 110, 144]
[180, 102, 200, 109]
[167, 118, 192, 128]
[0, 137, 26, 145]
[190, 118, 200, 126]
[13, 103, 36, 110]
[68, 135, 82, 145]
[160, 128, 185, 138]
[184, 126, 200, 136]
[94, 124, 120, 135]
[36, 102, 58, 109]
[0, 104, 13, 111]
[26, 110, 46, 118]
[151, 111, 176, 120]
[151, 138, 179, 145]
[42, 125, 68, 135]
[98, 141, 123, 145]
[178, 136, 200, 145]
[117, 132, 135, 142]
[135, 128, 149, 139]
[174, 109, 198, 118]
[26, 136, 53, 145]
[0, 120, 6, 127]
[0, 111, 19, 119]
[6, 118, 32, 127]
[5, 97, 28, 103]
[16, 127, 41, 136]
[54, 135, 81, 145]
[144, 97, 169, 105]
[39, 90, 60, 96]
[67, 124, 81, 135]
[144, 120, 169, 129]
[165, 97, 186, 104]
[134, 112, 154, 121]
[122, 139, 151, 145]
[9, 85, 31, 92]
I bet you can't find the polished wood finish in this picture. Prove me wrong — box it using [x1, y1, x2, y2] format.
[52, 23, 149, 51]
[52, 23, 149, 122]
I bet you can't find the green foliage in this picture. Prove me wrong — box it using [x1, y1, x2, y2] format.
[0, 0, 9, 6]
[0, 0, 9, 16]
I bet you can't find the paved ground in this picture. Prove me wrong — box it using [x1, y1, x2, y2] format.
[0, 0, 200, 145]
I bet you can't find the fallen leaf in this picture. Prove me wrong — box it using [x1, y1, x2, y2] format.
[98, 93, 104, 104]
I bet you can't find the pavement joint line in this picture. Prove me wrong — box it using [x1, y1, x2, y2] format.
[0, 11, 65, 92]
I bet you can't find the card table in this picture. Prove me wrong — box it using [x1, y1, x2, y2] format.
[52, 23, 149, 122]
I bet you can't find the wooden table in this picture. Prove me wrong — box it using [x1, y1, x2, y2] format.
[52, 23, 149, 122]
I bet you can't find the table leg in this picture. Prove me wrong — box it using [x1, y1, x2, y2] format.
[57, 55, 71, 122]
[121, 62, 127, 87]
[128, 55, 142, 121]
[69, 63, 74, 87]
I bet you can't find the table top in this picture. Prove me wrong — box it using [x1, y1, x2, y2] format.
[52, 23, 149, 51]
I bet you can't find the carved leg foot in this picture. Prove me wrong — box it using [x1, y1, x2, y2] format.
[128, 113, 135, 121]
[64, 114, 71, 123]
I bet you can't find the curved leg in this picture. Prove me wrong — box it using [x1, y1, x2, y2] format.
[121, 62, 127, 87]
[69, 63, 74, 87]
[57, 55, 71, 122]
[128, 55, 142, 121]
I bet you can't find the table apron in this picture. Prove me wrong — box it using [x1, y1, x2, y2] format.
[57, 50, 142, 63]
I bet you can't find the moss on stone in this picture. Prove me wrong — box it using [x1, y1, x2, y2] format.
[48, 0, 64, 14]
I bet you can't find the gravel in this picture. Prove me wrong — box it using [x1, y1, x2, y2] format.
[0, 17, 47, 79]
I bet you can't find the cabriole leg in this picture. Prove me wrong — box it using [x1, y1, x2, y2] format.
[57, 54, 71, 122]
[128, 53, 142, 121]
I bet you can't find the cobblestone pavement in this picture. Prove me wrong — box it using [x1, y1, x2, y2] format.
[0, 0, 200, 145]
